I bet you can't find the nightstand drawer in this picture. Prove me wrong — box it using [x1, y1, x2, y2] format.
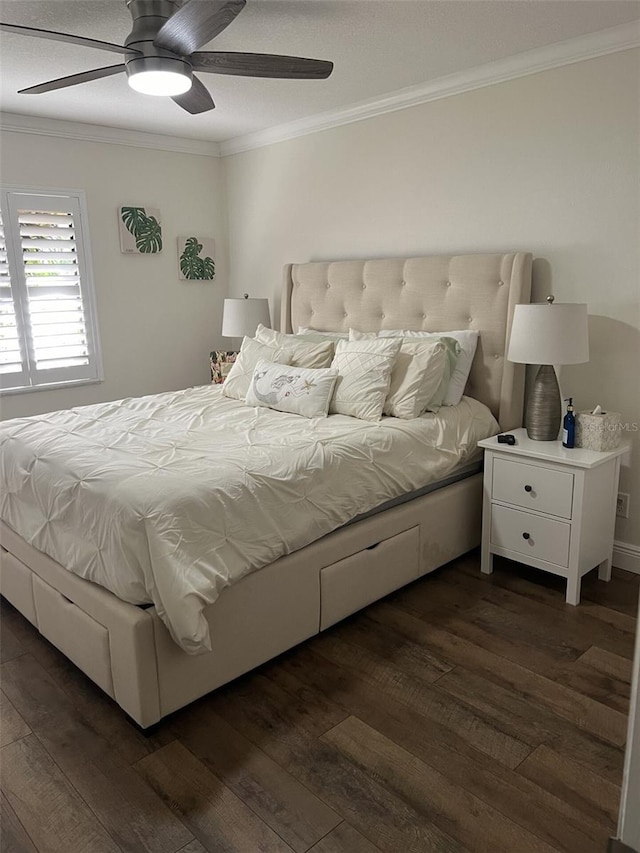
[491, 505, 571, 567]
[492, 457, 574, 519]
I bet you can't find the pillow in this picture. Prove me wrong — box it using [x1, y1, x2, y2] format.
[348, 329, 377, 340]
[330, 338, 401, 421]
[348, 330, 447, 418]
[254, 324, 335, 368]
[376, 331, 457, 410]
[384, 340, 448, 419]
[222, 337, 291, 401]
[378, 329, 478, 406]
[297, 327, 349, 343]
[440, 330, 479, 405]
[245, 359, 339, 418]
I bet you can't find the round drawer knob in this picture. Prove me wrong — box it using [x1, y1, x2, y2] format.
[524, 484, 533, 493]
[522, 532, 531, 540]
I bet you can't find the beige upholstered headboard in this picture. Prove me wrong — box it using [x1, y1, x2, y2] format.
[281, 252, 532, 430]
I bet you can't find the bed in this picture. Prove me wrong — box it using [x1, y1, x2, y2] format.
[0, 251, 532, 727]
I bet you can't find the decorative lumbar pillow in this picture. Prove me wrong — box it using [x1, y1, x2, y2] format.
[378, 330, 462, 411]
[330, 338, 401, 421]
[384, 340, 448, 419]
[222, 337, 291, 401]
[246, 359, 339, 418]
[297, 327, 349, 343]
[254, 324, 335, 369]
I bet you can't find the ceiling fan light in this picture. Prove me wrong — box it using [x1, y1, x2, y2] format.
[128, 69, 192, 96]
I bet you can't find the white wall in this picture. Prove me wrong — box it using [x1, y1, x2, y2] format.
[0, 131, 228, 419]
[224, 49, 640, 549]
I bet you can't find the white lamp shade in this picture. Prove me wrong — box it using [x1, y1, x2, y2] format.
[221, 296, 271, 338]
[507, 302, 589, 365]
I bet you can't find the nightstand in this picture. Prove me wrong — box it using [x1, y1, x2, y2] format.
[478, 428, 628, 605]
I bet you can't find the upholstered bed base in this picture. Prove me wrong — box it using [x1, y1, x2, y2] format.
[0, 251, 531, 727]
[1, 474, 482, 728]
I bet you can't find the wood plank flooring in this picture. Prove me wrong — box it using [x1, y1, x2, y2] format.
[1, 552, 638, 853]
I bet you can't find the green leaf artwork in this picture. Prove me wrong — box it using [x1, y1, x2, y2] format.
[178, 235, 216, 280]
[119, 206, 163, 254]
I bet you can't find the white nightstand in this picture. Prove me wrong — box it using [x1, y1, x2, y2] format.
[478, 428, 628, 605]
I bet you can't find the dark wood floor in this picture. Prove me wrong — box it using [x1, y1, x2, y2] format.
[1, 552, 638, 853]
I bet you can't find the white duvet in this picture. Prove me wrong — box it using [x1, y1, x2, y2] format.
[0, 386, 498, 653]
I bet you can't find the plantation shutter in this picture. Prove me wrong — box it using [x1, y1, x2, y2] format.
[0, 211, 28, 387]
[0, 189, 102, 391]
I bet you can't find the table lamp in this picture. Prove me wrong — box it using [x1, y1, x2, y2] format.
[221, 293, 271, 339]
[507, 296, 589, 441]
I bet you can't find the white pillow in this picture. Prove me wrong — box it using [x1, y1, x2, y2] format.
[222, 337, 291, 401]
[440, 330, 479, 405]
[384, 340, 448, 419]
[246, 359, 339, 418]
[254, 324, 335, 368]
[297, 327, 349, 343]
[348, 329, 377, 340]
[330, 338, 401, 421]
[348, 329, 447, 418]
[379, 329, 477, 406]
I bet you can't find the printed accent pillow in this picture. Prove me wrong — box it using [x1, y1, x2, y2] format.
[330, 338, 401, 421]
[246, 359, 339, 418]
[379, 329, 477, 407]
[254, 324, 335, 368]
[222, 337, 291, 401]
[349, 330, 448, 418]
[377, 330, 461, 411]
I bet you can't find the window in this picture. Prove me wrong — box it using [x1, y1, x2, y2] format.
[0, 188, 102, 392]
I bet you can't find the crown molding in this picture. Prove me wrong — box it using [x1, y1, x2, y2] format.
[220, 20, 640, 157]
[1, 21, 637, 158]
[0, 112, 222, 157]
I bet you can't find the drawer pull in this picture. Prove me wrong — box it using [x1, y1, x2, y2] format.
[522, 532, 531, 540]
[366, 542, 381, 551]
[524, 484, 533, 493]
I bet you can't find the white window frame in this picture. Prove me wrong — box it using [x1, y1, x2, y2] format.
[0, 185, 103, 395]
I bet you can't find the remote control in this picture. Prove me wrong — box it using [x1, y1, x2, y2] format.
[497, 433, 517, 445]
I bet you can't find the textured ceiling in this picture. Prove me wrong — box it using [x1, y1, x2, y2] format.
[0, 0, 638, 143]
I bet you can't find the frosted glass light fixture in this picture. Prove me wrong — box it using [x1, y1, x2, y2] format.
[126, 57, 192, 96]
[127, 69, 192, 96]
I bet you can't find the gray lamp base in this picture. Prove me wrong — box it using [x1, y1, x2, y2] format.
[525, 365, 561, 441]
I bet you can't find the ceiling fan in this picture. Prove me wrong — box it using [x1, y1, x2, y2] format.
[0, 0, 334, 114]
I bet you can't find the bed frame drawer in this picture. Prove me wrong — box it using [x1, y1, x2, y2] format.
[320, 526, 419, 630]
[0, 547, 37, 625]
[32, 576, 115, 698]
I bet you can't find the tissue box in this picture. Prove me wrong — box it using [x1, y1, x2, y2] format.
[575, 411, 622, 451]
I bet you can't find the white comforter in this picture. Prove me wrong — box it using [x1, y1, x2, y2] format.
[0, 386, 498, 653]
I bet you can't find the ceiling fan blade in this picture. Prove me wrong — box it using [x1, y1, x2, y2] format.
[154, 0, 246, 55]
[191, 51, 334, 79]
[18, 64, 126, 95]
[172, 75, 215, 114]
[0, 22, 140, 56]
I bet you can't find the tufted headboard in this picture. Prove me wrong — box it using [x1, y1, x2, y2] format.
[281, 252, 532, 430]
